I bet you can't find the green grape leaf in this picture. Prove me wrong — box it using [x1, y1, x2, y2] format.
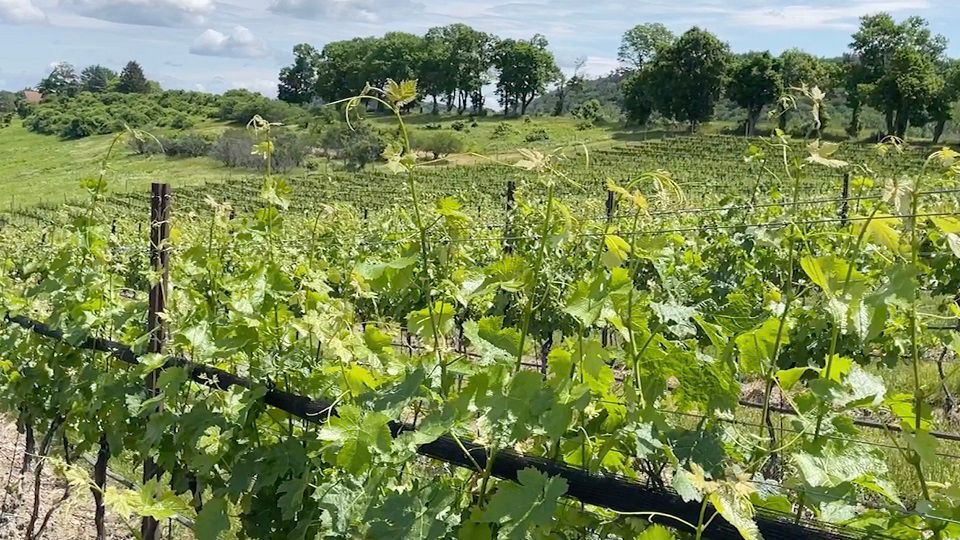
[481, 468, 568, 539]
[318, 405, 392, 474]
[854, 214, 901, 251]
[406, 302, 455, 340]
[194, 496, 230, 540]
[735, 318, 787, 375]
[710, 482, 761, 540]
[462, 316, 526, 365]
[651, 301, 698, 339]
[278, 475, 308, 520]
[384, 79, 418, 107]
[776, 367, 811, 390]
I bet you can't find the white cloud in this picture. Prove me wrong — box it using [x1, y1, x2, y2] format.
[579, 56, 619, 78]
[231, 78, 278, 97]
[725, 0, 931, 29]
[269, 0, 421, 22]
[71, 0, 214, 27]
[0, 0, 46, 24]
[190, 26, 269, 58]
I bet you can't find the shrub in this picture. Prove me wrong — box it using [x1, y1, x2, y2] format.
[162, 132, 214, 158]
[492, 122, 518, 138]
[411, 131, 465, 160]
[210, 128, 311, 172]
[424, 123, 442, 130]
[524, 128, 549, 142]
[169, 113, 195, 130]
[318, 121, 383, 170]
[571, 99, 604, 123]
[451, 120, 466, 132]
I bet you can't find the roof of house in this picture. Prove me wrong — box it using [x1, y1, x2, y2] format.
[21, 90, 42, 104]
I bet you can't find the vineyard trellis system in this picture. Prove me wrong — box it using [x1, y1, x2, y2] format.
[0, 181, 921, 540]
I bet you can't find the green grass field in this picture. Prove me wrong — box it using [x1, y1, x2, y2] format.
[0, 120, 243, 207]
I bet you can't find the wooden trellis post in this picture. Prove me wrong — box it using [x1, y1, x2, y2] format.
[839, 172, 850, 227]
[503, 180, 516, 254]
[142, 182, 170, 540]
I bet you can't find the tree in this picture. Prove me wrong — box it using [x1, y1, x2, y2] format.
[0, 91, 16, 114]
[493, 35, 560, 116]
[553, 57, 585, 116]
[850, 14, 947, 135]
[618, 23, 676, 70]
[621, 70, 654, 125]
[80, 65, 116, 94]
[37, 62, 80, 97]
[116, 61, 151, 94]
[644, 27, 731, 130]
[420, 28, 456, 113]
[727, 52, 782, 136]
[315, 37, 379, 103]
[422, 24, 494, 114]
[872, 47, 942, 138]
[928, 61, 960, 143]
[278, 44, 320, 104]
[367, 32, 425, 96]
[776, 49, 829, 130]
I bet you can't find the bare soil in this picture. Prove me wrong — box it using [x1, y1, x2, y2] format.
[0, 420, 132, 540]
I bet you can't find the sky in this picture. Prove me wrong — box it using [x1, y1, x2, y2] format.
[1, 0, 958, 96]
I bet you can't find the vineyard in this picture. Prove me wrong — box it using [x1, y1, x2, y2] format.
[2, 91, 960, 540]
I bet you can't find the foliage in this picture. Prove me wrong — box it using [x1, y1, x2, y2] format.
[493, 34, 561, 116]
[851, 14, 948, 137]
[80, 65, 117, 94]
[524, 127, 550, 142]
[3, 111, 960, 540]
[571, 98, 604, 124]
[726, 52, 782, 136]
[644, 27, 732, 129]
[209, 127, 311, 171]
[317, 120, 384, 169]
[410, 131, 465, 159]
[116, 61, 151, 94]
[618, 22, 677, 70]
[21, 90, 219, 139]
[278, 43, 321, 104]
[37, 62, 80, 97]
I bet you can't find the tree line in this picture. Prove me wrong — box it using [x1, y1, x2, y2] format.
[278, 24, 562, 116]
[34, 60, 155, 97]
[278, 14, 960, 142]
[620, 15, 960, 141]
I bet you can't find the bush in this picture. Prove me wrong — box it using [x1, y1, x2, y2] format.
[318, 121, 383, 170]
[424, 123, 442, 130]
[524, 128, 549, 142]
[210, 128, 311, 172]
[169, 113, 195, 130]
[162, 132, 213, 157]
[492, 122, 518, 138]
[411, 131, 465, 160]
[451, 120, 466, 132]
[571, 99, 604, 123]
[20, 88, 304, 139]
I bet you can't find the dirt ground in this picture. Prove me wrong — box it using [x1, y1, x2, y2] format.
[0, 420, 132, 540]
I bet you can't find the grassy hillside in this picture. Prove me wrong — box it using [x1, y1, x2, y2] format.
[0, 120, 242, 207]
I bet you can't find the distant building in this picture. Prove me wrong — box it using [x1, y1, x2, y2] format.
[21, 90, 42, 104]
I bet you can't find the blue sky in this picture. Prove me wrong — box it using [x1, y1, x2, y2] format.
[1, 0, 957, 96]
